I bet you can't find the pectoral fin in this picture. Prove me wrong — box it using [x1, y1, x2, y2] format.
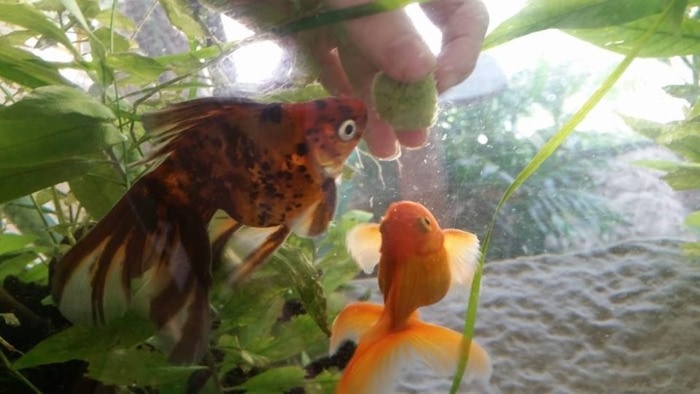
[208, 213, 291, 283]
[442, 229, 480, 286]
[290, 178, 337, 237]
[345, 223, 381, 274]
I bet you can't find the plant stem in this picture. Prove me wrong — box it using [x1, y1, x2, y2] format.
[0, 348, 41, 394]
[29, 194, 59, 246]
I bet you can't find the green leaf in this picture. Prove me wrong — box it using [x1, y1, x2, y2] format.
[94, 9, 136, 31]
[106, 53, 169, 83]
[151, 41, 236, 75]
[92, 27, 132, 53]
[0, 253, 38, 281]
[270, 246, 329, 335]
[0, 159, 95, 204]
[484, 0, 665, 49]
[662, 166, 700, 190]
[237, 366, 306, 394]
[684, 210, 700, 228]
[657, 121, 700, 144]
[68, 162, 125, 219]
[0, 30, 38, 46]
[59, 0, 103, 47]
[1, 197, 56, 247]
[0, 3, 79, 57]
[157, 0, 206, 39]
[620, 114, 664, 139]
[681, 241, 700, 256]
[663, 84, 700, 101]
[14, 312, 155, 369]
[256, 315, 325, 363]
[87, 348, 204, 387]
[17, 259, 48, 284]
[0, 86, 124, 169]
[0, 43, 70, 88]
[0, 233, 36, 255]
[566, 15, 700, 57]
[632, 159, 681, 172]
[214, 276, 286, 348]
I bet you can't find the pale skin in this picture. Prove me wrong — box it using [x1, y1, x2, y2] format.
[306, 0, 490, 159]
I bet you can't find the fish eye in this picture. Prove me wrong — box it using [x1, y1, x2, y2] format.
[337, 119, 358, 141]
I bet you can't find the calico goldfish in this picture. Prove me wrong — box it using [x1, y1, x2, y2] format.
[330, 201, 491, 393]
[50, 96, 367, 364]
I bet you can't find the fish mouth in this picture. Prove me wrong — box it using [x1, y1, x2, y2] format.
[316, 155, 345, 177]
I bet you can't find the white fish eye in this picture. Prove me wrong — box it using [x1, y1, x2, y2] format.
[337, 119, 358, 141]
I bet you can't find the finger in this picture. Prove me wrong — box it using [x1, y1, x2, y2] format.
[396, 129, 429, 149]
[365, 112, 401, 159]
[327, 0, 436, 83]
[296, 30, 354, 95]
[334, 37, 401, 159]
[421, 0, 489, 92]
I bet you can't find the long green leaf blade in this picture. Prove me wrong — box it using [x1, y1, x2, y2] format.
[484, 0, 666, 49]
[0, 3, 79, 57]
[0, 86, 123, 169]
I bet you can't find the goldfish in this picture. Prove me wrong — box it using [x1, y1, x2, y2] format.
[50, 96, 367, 364]
[330, 201, 492, 393]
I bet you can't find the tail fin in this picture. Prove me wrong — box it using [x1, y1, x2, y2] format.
[51, 179, 212, 364]
[329, 302, 385, 355]
[336, 318, 491, 394]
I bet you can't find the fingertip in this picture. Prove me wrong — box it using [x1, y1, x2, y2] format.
[365, 117, 401, 160]
[396, 129, 429, 149]
[383, 35, 437, 83]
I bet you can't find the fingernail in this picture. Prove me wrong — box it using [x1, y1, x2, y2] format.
[374, 140, 401, 161]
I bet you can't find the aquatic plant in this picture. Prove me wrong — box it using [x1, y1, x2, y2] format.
[622, 52, 700, 257]
[0, 0, 412, 391]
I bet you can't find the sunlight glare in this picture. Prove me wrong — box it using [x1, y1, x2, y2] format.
[220, 14, 284, 84]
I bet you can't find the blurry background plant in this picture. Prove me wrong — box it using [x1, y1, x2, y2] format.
[624, 52, 700, 257]
[437, 63, 629, 259]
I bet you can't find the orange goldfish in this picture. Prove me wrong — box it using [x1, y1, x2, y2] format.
[330, 201, 491, 393]
[50, 96, 367, 363]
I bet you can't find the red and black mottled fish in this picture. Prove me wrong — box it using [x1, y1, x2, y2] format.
[50, 96, 367, 364]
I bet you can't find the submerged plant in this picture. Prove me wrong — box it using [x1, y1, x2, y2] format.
[0, 0, 414, 391]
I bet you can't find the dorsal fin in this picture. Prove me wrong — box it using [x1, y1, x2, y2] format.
[138, 97, 258, 164]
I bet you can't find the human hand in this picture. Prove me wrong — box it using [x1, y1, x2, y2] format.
[303, 0, 489, 159]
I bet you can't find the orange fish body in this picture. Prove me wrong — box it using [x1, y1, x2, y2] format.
[51, 97, 367, 363]
[331, 201, 491, 393]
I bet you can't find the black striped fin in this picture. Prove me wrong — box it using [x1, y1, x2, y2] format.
[51, 181, 212, 364]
